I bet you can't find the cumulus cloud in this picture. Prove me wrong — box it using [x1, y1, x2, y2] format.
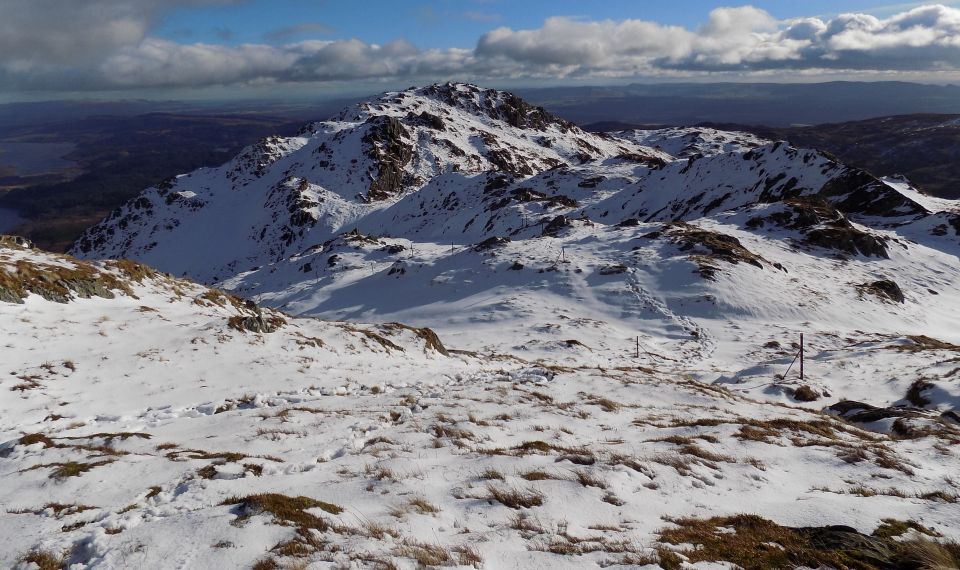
[477, 4, 960, 73]
[96, 38, 473, 88]
[4, 3, 960, 93]
[0, 0, 239, 68]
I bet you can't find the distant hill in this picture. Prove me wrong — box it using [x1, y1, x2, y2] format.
[586, 114, 960, 200]
[521, 81, 960, 127]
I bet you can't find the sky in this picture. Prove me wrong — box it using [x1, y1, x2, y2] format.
[3, 1, 960, 101]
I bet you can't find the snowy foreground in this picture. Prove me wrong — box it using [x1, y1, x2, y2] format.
[3, 238, 959, 569]
[4, 84, 960, 568]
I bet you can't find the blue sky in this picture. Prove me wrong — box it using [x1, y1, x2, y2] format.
[3, 1, 960, 100]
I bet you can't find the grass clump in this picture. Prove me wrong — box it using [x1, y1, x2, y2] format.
[655, 514, 960, 570]
[519, 469, 559, 481]
[395, 541, 452, 567]
[873, 519, 941, 540]
[29, 460, 113, 480]
[220, 493, 342, 530]
[486, 484, 545, 509]
[478, 467, 505, 480]
[19, 550, 65, 570]
[390, 497, 440, 517]
[572, 469, 608, 489]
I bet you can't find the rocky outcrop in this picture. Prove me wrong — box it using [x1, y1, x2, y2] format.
[363, 116, 414, 201]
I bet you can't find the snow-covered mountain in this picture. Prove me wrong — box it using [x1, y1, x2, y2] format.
[70, 83, 960, 392]
[5, 84, 960, 568]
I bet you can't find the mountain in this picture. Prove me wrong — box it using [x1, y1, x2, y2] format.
[4, 84, 960, 568]
[588, 114, 960, 200]
[70, 84, 960, 364]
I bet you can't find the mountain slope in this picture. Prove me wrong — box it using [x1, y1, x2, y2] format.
[4, 235, 960, 569]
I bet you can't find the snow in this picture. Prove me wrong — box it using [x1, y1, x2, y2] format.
[3, 84, 960, 568]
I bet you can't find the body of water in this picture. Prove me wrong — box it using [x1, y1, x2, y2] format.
[0, 206, 23, 233]
[0, 141, 77, 176]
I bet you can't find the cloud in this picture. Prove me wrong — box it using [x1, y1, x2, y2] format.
[476, 4, 960, 74]
[4, 3, 960, 93]
[0, 0, 240, 68]
[93, 38, 473, 88]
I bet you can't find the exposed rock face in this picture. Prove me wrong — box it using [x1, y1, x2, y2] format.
[817, 169, 924, 218]
[748, 197, 890, 258]
[363, 116, 414, 201]
[228, 308, 286, 334]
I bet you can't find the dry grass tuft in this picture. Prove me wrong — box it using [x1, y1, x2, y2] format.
[453, 545, 483, 568]
[520, 469, 560, 481]
[390, 497, 440, 517]
[572, 469, 608, 489]
[478, 467, 505, 480]
[486, 484, 545, 509]
[394, 541, 452, 567]
[19, 550, 65, 570]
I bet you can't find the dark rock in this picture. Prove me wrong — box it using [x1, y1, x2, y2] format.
[555, 454, 595, 466]
[542, 215, 572, 237]
[228, 308, 285, 334]
[363, 116, 413, 201]
[806, 226, 889, 258]
[949, 214, 960, 236]
[818, 169, 924, 218]
[474, 236, 511, 251]
[0, 235, 34, 250]
[828, 400, 918, 423]
[858, 279, 905, 303]
[578, 176, 605, 188]
[599, 264, 628, 275]
[797, 525, 899, 569]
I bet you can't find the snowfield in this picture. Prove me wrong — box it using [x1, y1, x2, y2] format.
[3, 84, 960, 569]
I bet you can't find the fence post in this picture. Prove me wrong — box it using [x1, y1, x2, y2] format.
[800, 333, 804, 382]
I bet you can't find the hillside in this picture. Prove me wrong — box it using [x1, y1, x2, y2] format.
[4, 84, 959, 568]
[5, 235, 960, 569]
[591, 115, 960, 200]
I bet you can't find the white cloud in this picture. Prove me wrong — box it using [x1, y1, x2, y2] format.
[4, 3, 960, 92]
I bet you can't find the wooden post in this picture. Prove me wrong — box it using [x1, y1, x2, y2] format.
[636, 336, 640, 358]
[800, 333, 804, 382]
[561, 247, 565, 262]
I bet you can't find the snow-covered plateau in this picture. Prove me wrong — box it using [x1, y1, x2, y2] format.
[3, 84, 960, 569]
